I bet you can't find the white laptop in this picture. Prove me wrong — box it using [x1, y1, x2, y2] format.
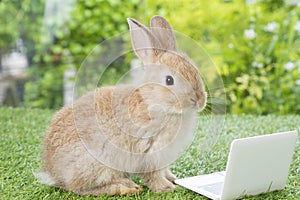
[175, 130, 298, 200]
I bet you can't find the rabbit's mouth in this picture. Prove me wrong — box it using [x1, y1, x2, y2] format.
[191, 91, 207, 112]
[190, 98, 198, 107]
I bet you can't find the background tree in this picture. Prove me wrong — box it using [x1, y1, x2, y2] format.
[24, 0, 160, 109]
[0, 1, 19, 70]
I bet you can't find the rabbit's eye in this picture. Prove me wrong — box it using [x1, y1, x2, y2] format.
[166, 75, 174, 86]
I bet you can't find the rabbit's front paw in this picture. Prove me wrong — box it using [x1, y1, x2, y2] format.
[141, 171, 176, 192]
[111, 178, 143, 195]
[148, 177, 176, 192]
[165, 169, 177, 183]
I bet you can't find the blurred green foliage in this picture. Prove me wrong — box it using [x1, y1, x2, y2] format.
[222, 4, 300, 114]
[0, 2, 18, 56]
[1, 0, 300, 114]
[0, 0, 44, 64]
[24, 0, 159, 108]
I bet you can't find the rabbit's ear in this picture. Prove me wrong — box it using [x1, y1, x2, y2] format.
[150, 16, 177, 52]
[127, 18, 161, 64]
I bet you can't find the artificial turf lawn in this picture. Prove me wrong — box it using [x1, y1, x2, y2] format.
[0, 107, 299, 199]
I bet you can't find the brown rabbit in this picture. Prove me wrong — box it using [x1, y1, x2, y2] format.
[36, 16, 207, 196]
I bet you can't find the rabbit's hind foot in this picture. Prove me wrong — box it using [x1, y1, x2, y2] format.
[77, 178, 143, 196]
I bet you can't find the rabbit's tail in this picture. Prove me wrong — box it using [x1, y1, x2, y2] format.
[34, 171, 56, 186]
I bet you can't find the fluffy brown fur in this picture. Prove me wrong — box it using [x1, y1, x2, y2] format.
[36, 16, 207, 196]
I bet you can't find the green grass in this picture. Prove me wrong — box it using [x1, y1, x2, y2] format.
[0, 107, 299, 199]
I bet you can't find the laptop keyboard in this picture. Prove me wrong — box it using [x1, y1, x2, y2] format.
[197, 182, 223, 196]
